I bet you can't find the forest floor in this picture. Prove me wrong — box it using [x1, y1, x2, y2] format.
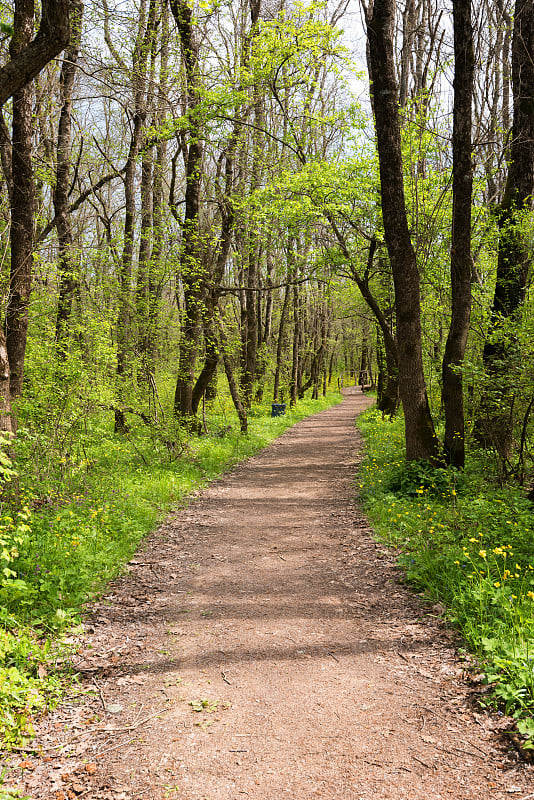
[5, 387, 534, 800]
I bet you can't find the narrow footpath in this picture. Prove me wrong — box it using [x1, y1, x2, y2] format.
[10, 388, 533, 799]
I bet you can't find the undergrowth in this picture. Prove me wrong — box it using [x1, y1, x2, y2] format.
[0, 385, 342, 747]
[357, 406, 534, 748]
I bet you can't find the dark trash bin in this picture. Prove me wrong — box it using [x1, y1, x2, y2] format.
[271, 403, 286, 417]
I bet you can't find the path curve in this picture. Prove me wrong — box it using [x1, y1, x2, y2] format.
[11, 388, 532, 799]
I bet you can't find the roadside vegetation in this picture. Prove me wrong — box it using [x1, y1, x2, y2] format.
[358, 406, 534, 749]
[0, 384, 341, 747]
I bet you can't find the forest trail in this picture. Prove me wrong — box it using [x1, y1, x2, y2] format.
[10, 388, 533, 799]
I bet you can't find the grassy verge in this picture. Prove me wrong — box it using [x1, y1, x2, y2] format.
[357, 406, 534, 748]
[0, 388, 342, 746]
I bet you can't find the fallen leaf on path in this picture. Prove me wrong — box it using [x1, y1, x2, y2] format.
[106, 703, 124, 714]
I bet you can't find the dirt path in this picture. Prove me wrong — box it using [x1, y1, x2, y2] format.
[9, 388, 533, 799]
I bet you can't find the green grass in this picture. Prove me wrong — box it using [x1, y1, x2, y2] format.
[0, 384, 342, 746]
[357, 406, 534, 747]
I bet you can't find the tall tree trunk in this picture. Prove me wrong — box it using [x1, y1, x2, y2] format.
[146, 0, 169, 370]
[241, 241, 258, 407]
[114, 107, 145, 433]
[366, 0, 441, 462]
[239, 87, 263, 407]
[171, 0, 204, 423]
[191, 0, 262, 415]
[54, 0, 84, 350]
[289, 268, 300, 408]
[136, 143, 154, 355]
[7, 0, 35, 399]
[476, 0, 534, 457]
[441, 0, 474, 469]
[111, 0, 155, 432]
[273, 279, 290, 402]
[136, 0, 158, 365]
[254, 245, 273, 402]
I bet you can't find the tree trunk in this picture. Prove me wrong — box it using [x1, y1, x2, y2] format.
[54, 0, 83, 350]
[366, 0, 441, 463]
[115, 109, 145, 433]
[0, 331, 12, 434]
[254, 246, 273, 401]
[0, 0, 70, 107]
[441, 0, 474, 469]
[191, 298, 219, 414]
[7, 0, 35, 399]
[240, 239, 258, 407]
[145, 0, 169, 371]
[136, 145, 154, 355]
[289, 281, 300, 408]
[476, 0, 534, 457]
[171, 0, 205, 423]
[219, 325, 248, 434]
[273, 279, 290, 402]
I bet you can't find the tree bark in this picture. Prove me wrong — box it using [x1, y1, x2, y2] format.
[441, 0, 474, 469]
[487, 0, 534, 322]
[54, 0, 84, 349]
[476, 0, 534, 457]
[110, 0, 155, 432]
[7, 0, 35, 398]
[171, 0, 205, 422]
[366, 0, 441, 462]
[0, 0, 70, 107]
[219, 324, 248, 434]
[273, 278, 290, 402]
[289, 281, 300, 408]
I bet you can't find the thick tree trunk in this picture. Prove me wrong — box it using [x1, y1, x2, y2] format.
[0, 0, 70, 107]
[7, 0, 35, 399]
[366, 0, 440, 463]
[441, 0, 474, 469]
[476, 0, 534, 458]
[377, 332, 399, 416]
